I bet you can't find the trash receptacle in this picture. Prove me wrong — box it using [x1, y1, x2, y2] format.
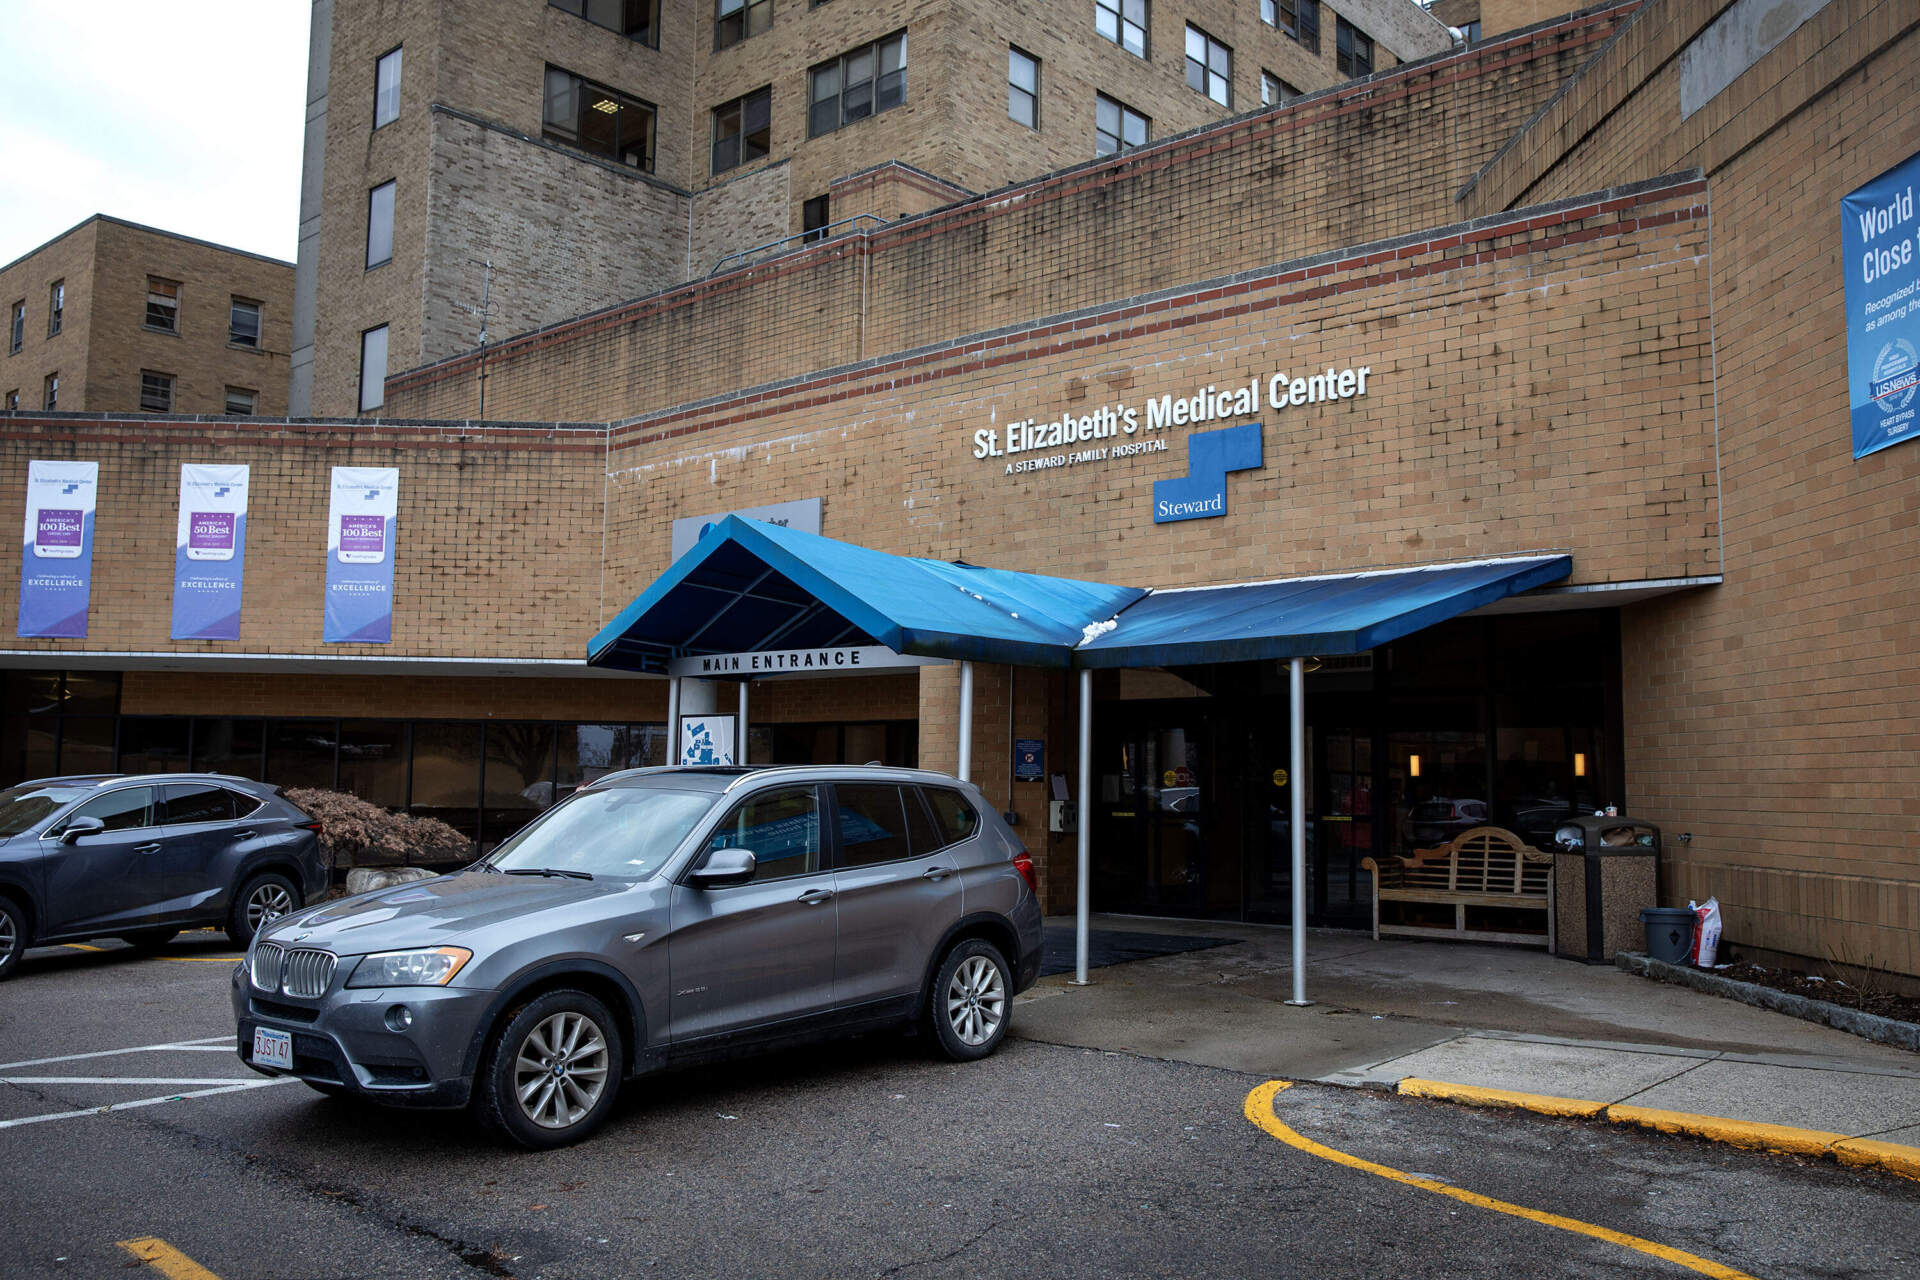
[1552, 816, 1661, 963]
[1638, 907, 1696, 964]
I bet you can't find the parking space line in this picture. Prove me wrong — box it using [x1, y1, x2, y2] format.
[118, 1236, 222, 1279]
[0, 1037, 230, 1071]
[0, 1077, 298, 1130]
[1, 1077, 259, 1086]
[59, 943, 106, 952]
[1242, 1081, 1760, 1280]
[156, 957, 244, 964]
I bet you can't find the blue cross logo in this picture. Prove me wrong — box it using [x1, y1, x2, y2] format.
[364, 489, 381, 499]
[1152, 422, 1264, 523]
[213, 486, 231, 498]
[60, 483, 79, 495]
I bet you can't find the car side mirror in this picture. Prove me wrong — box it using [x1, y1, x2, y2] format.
[688, 848, 756, 889]
[59, 816, 105, 844]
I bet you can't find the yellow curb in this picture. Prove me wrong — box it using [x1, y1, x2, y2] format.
[1399, 1078, 1607, 1118]
[1831, 1137, 1920, 1182]
[1605, 1106, 1849, 1158]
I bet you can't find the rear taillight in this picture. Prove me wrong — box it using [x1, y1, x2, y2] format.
[298, 820, 323, 836]
[1011, 849, 1037, 894]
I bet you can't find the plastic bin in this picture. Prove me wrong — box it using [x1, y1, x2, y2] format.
[1639, 907, 1696, 964]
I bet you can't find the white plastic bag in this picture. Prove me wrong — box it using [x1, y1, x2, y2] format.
[1689, 897, 1722, 967]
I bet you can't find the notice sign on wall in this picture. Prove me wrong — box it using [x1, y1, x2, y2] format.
[679, 714, 737, 766]
[18, 459, 98, 638]
[1843, 151, 1920, 459]
[171, 464, 250, 640]
[324, 466, 399, 643]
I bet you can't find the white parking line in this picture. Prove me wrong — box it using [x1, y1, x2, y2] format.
[0, 1078, 298, 1130]
[0, 1037, 231, 1071]
[1, 1077, 259, 1086]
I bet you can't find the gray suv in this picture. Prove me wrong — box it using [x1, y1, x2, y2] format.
[233, 765, 1043, 1148]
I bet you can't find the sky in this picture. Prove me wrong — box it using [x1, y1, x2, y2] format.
[0, 1, 310, 268]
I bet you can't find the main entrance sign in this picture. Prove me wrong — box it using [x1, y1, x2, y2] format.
[666, 645, 946, 678]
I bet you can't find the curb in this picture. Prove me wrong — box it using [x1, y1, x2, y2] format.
[1616, 952, 1920, 1053]
[1397, 1077, 1920, 1183]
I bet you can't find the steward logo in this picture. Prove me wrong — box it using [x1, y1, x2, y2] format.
[1152, 422, 1263, 523]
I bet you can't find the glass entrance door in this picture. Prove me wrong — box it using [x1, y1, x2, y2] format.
[1315, 727, 1373, 925]
[1091, 705, 1224, 916]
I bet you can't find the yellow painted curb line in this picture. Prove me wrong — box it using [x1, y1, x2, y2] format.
[1396, 1077, 1920, 1183]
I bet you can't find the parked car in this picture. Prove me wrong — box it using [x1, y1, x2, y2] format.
[1408, 798, 1489, 845]
[0, 773, 326, 977]
[233, 765, 1043, 1148]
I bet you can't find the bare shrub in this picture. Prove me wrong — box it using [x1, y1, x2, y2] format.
[284, 788, 472, 870]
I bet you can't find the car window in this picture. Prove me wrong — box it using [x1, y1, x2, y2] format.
[229, 788, 265, 817]
[488, 784, 712, 878]
[923, 787, 979, 847]
[705, 785, 820, 883]
[834, 784, 913, 867]
[0, 782, 92, 836]
[63, 786, 156, 833]
[160, 784, 236, 825]
[902, 787, 942, 857]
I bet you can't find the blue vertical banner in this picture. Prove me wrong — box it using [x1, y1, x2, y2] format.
[323, 466, 399, 643]
[1842, 150, 1920, 459]
[171, 464, 250, 640]
[18, 459, 98, 638]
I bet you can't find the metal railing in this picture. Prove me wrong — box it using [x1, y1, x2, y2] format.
[707, 213, 889, 276]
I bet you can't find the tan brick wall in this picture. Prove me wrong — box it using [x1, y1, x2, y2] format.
[0, 220, 98, 415]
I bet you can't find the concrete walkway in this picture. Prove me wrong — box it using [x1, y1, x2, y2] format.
[1013, 915, 1920, 1177]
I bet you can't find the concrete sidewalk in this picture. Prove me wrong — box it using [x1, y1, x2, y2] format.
[1013, 915, 1920, 1178]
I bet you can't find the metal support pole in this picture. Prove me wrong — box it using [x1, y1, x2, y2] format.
[666, 677, 680, 765]
[1286, 656, 1311, 1007]
[737, 680, 750, 765]
[1074, 666, 1092, 986]
[957, 661, 974, 782]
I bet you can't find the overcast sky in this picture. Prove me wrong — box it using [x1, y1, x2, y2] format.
[0, 1, 310, 268]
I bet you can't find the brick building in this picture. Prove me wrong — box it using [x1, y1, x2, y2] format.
[0, 217, 293, 419]
[6, 0, 1920, 983]
[290, 0, 1451, 416]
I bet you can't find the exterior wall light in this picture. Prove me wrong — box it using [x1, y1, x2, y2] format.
[1408, 753, 1421, 778]
[1574, 752, 1587, 777]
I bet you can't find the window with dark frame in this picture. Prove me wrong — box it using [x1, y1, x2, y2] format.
[145, 278, 179, 332]
[714, 0, 770, 50]
[225, 387, 257, 416]
[1008, 46, 1039, 128]
[808, 31, 906, 137]
[7, 301, 22, 354]
[374, 46, 402, 128]
[542, 66, 656, 170]
[359, 324, 389, 413]
[229, 298, 261, 348]
[1267, 0, 1318, 54]
[4, 391, 16, 411]
[1261, 70, 1299, 106]
[1095, 0, 1148, 59]
[139, 370, 175, 414]
[1185, 25, 1231, 106]
[710, 86, 771, 174]
[367, 180, 396, 267]
[1095, 93, 1148, 157]
[802, 194, 830, 242]
[550, 0, 659, 45]
[47, 281, 63, 337]
[42, 373, 57, 411]
[1337, 17, 1373, 77]
[1461, 20, 1481, 42]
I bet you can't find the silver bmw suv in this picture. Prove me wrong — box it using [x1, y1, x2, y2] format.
[233, 765, 1044, 1148]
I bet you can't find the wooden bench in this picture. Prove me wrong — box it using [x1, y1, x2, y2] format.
[1361, 826, 1555, 948]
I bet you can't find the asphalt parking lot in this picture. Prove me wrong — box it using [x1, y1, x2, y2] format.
[2, 934, 1917, 1280]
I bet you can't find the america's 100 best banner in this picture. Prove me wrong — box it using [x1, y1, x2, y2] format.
[18, 459, 99, 639]
[1843, 149, 1920, 459]
[171, 464, 251, 640]
[323, 466, 399, 643]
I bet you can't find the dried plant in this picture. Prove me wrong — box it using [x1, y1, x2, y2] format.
[283, 787, 472, 869]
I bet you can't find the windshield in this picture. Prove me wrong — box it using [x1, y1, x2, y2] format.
[482, 785, 713, 879]
[0, 783, 91, 837]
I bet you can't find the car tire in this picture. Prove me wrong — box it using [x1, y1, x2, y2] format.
[475, 989, 624, 1150]
[226, 872, 300, 948]
[928, 938, 1012, 1063]
[118, 929, 180, 952]
[0, 896, 29, 981]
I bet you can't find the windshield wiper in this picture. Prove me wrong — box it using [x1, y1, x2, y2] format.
[502, 867, 594, 881]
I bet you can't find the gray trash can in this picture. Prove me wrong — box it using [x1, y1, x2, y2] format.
[1552, 816, 1661, 963]
[1639, 907, 1696, 964]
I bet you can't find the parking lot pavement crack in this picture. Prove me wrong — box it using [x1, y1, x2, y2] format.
[875, 1215, 1009, 1278]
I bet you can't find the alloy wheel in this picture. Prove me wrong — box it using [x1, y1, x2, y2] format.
[0, 911, 15, 956]
[247, 883, 295, 931]
[512, 1010, 610, 1130]
[945, 954, 1006, 1046]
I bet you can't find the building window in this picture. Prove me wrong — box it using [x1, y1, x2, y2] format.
[47, 281, 63, 337]
[550, 0, 658, 46]
[1095, 93, 1149, 157]
[367, 181, 396, 268]
[225, 387, 257, 416]
[140, 370, 175, 414]
[1337, 18, 1374, 77]
[543, 66, 656, 170]
[711, 87, 771, 174]
[229, 298, 262, 348]
[1266, 0, 1318, 54]
[374, 46, 402, 128]
[359, 324, 389, 413]
[808, 32, 906, 137]
[802, 194, 830, 242]
[146, 278, 180, 332]
[7, 301, 21, 354]
[1185, 25, 1231, 106]
[714, 0, 770, 50]
[1095, 0, 1148, 59]
[1008, 47, 1039, 128]
[43, 373, 57, 410]
[1461, 20, 1481, 43]
[4, 390, 16, 411]
[1261, 70, 1299, 106]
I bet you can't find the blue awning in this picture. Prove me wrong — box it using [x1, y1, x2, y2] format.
[1071, 556, 1573, 668]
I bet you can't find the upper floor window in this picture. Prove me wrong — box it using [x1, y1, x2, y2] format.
[367, 180, 396, 267]
[374, 47, 402, 128]
[1008, 47, 1039, 128]
[543, 66, 656, 170]
[145, 278, 179, 333]
[714, 0, 770, 50]
[229, 298, 262, 348]
[47, 281, 63, 337]
[551, 0, 658, 45]
[1185, 25, 1231, 106]
[1337, 18, 1373, 77]
[711, 87, 771, 174]
[1095, 93, 1148, 157]
[359, 325, 389, 414]
[1095, 0, 1148, 59]
[139, 370, 175, 414]
[43, 373, 57, 410]
[4, 390, 16, 411]
[1461, 20, 1482, 43]
[808, 31, 906, 138]
[1265, 0, 1318, 55]
[802, 194, 830, 242]
[1261, 70, 1299, 106]
[225, 387, 257, 416]
[7, 302, 21, 354]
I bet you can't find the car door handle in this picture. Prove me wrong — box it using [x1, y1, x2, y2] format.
[234, 829, 257, 840]
[797, 888, 834, 905]
[921, 866, 953, 881]
[134, 843, 163, 854]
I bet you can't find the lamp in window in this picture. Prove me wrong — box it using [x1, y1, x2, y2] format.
[1574, 753, 1587, 778]
[1408, 753, 1421, 778]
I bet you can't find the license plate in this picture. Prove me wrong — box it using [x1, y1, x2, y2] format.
[252, 1027, 293, 1070]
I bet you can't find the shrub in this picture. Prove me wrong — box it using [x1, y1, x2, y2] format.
[283, 787, 473, 870]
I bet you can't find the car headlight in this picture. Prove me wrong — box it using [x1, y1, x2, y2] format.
[347, 947, 473, 988]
